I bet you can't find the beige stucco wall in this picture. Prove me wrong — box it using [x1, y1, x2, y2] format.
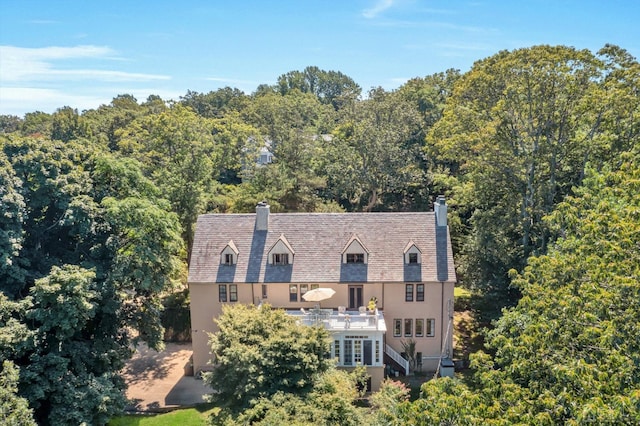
[189, 280, 454, 381]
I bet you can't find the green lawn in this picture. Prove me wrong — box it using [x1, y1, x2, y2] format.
[108, 405, 218, 426]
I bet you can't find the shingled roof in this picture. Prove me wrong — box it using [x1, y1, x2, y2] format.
[188, 211, 456, 284]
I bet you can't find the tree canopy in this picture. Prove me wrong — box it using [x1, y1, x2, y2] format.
[204, 304, 332, 411]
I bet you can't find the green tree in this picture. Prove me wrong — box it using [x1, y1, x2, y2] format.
[50, 106, 91, 142]
[0, 136, 185, 424]
[276, 66, 361, 110]
[0, 151, 26, 297]
[427, 45, 617, 312]
[228, 369, 366, 426]
[396, 150, 640, 425]
[117, 104, 220, 256]
[243, 90, 335, 211]
[180, 87, 250, 118]
[325, 87, 429, 211]
[0, 361, 36, 426]
[204, 304, 332, 410]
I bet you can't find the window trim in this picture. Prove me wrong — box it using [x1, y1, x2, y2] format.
[289, 284, 298, 302]
[405, 284, 414, 302]
[393, 319, 402, 337]
[408, 252, 418, 264]
[229, 284, 238, 302]
[416, 284, 424, 302]
[404, 318, 413, 337]
[219, 284, 227, 302]
[415, 318, 424, 337]
[426, 318, 435, 337]
[346, 253, 365, 264]
[273, 253, 289, 265]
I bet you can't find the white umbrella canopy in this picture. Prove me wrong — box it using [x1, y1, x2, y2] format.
[302, 287, 336, 302]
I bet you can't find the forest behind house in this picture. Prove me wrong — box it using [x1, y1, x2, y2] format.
[1, 44, 639, 425]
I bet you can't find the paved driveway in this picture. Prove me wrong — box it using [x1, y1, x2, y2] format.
[122, 342, 210, 412]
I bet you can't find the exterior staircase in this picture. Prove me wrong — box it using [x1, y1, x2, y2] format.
[384, 344, 409, 376]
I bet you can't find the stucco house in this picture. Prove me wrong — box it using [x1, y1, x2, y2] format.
[188, 196, 456, 391]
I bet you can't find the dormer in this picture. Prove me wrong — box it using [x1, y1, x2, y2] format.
[267, 234, 295, 265]
[220, 240, 239, 265]
[342, 234, 369, 264]
[404, 241, 422, 264]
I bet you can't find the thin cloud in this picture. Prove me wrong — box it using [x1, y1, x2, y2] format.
[363, 0, 395, 18]
[0, 45, 169, 83]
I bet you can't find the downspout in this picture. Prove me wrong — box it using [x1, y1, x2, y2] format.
[440, 281, 444, 358]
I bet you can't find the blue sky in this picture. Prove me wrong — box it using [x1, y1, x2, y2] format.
[1, 0, 638, 116]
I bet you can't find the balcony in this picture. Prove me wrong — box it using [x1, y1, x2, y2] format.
[287, 308, 387, 332]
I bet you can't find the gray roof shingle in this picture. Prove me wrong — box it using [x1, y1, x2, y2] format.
[188, 212, 456, 284]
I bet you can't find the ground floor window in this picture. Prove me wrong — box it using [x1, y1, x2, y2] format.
[335, 335, 382, 367]
[289, 284, 298, 302]
[426, 318, 435, 337]
[404, 318, 413, 337]
[393, 319, 401, 337]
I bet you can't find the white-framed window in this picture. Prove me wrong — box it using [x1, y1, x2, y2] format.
[224, 253, 233, 265]
[415, 319, 424, 337]
[408, 253, 418, 264]
[426, 318, 435, 337]
[393, 319, 402, 337]
[404, 319, 413, 337]
[273, 253, 289, 265]
[289, 284, 298, 302]
[346, 253, 365, 263]
[300, 284, 308, 295]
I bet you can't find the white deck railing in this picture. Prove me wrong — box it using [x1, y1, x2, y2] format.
[385, 344, 409, 375]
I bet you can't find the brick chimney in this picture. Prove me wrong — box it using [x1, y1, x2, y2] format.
[434, 195, 447, 227]
[255, 201, 270, 231]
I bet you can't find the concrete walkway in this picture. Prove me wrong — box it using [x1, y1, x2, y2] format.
[122, 342, 210, 412]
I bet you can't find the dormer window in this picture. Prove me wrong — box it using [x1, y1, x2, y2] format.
[272, 253, 289, 265]
[404, 241, 422, 264]
[267, 234, 294, 265]
[220, 240, 239, 265]
[342, 234, 369, 264]
[346, 253, 365, 264]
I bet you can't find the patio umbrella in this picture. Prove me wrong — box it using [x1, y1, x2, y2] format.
[302, 287, 336, 302]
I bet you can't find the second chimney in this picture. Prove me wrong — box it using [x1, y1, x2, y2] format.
[255, 201, 270, 231]
[434, 195, 447, 227]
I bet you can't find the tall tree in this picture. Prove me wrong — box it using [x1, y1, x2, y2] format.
[427, 45, 616, 311]
[325, 87, 428, 211]
[117, 104, 220, 256]
[243, 90, 335, 211]
[276, 66, 361, 110]
[395, 150, 640, 424]
[0, 136, 185, 424]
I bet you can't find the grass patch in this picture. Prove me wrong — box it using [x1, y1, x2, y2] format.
[108, 404, 218, 426]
